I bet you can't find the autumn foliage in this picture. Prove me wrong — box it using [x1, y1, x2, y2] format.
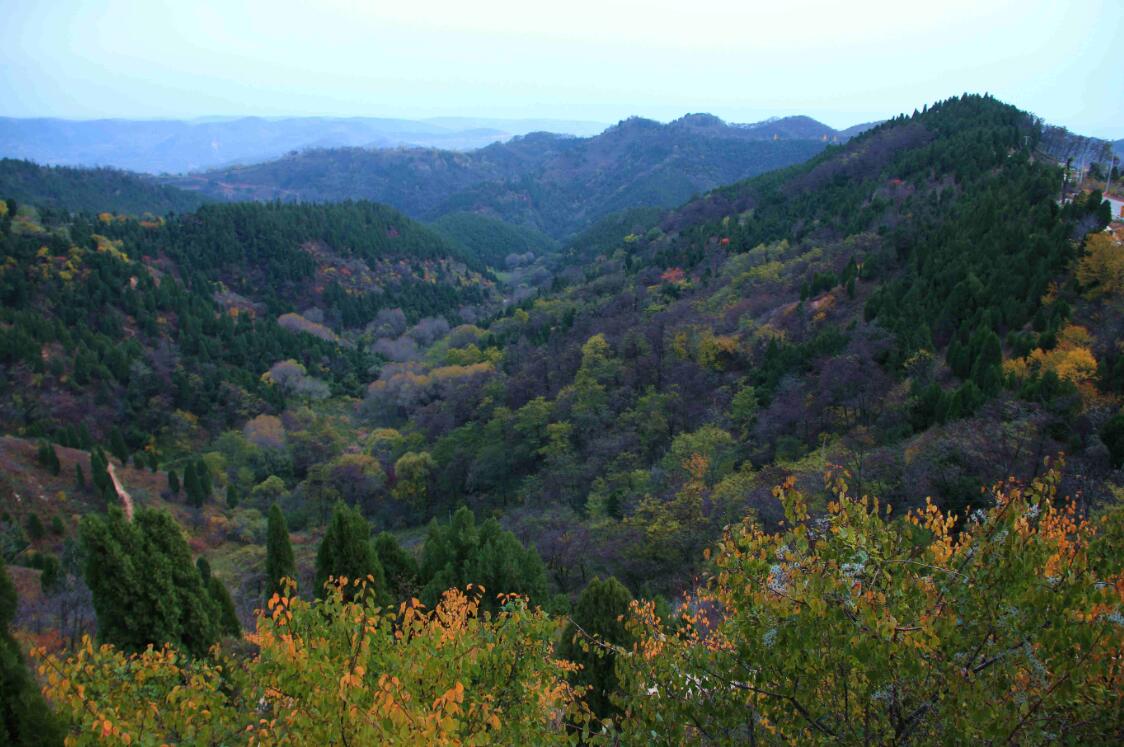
[614, 463, 1124, 744]
[37, 580, 590, 745]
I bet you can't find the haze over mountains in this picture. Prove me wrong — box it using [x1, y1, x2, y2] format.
[0, 115, 610, 174]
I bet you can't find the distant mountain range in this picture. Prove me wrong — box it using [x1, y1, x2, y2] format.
[0, 116, 610, 174]
[164, 114, 876, 237]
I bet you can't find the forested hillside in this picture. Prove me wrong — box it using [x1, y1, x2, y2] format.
[164, 114, 839, 237]
[0, 158, 207, 215]
[2, 95, 1122, 744]
[0, 199, 496, 445]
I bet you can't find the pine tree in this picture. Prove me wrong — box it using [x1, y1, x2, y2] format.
[373, 531, 418, 603]
[208, 575, 241, 637]
[167, 468, 179, 495]
[75, 463, 86, 490]
[195, 458, 212, 499]
[183, 462, 203, 508]
[79, 508, 220, 656]
[108, 428, 129, 466]
[0, 555, 65, 745]
[226, 483, 239, 509]
[558, 576, 634, 718]
[265, 504, 295, 597]
[315, 502, 384, 602]
[196, 558, 240, 637]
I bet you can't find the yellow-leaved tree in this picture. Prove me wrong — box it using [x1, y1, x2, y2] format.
[38, 580, 591, 746]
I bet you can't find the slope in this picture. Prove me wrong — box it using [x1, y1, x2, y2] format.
[0, 158, 207, 216]
[163, 114, 848, 237]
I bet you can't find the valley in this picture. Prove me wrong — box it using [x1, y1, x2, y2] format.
[1, 94, 1121, 744]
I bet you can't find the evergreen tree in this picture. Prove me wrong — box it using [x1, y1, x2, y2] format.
[24, 513, 45, 542]
[79, 508, 219, 656]
[373, 531, 419, 603]
[74, 463, 86, 491]
[0, 555, 65, 745]
[265, 504, 295, 597]
[419, 507, 548, 610]
[1102, 413, 1124, 469]
[195, 458, 213, 499]
[108, 428, 129, 466]
[167, 468, 179, 495]
[226, 483, 239, 509]
[558, 576, 634, 719]
[183, 462, 203, 508]
[315, 502, 384, 602]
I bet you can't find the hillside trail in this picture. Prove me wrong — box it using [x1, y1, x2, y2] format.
[106, 462, 135, 520]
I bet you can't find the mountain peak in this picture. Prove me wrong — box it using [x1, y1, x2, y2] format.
[671, 113, 727, 129]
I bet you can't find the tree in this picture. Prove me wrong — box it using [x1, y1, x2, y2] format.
[167, 468, 179, 495]
[616, 467, 1124, 743]
[1077, 232, 1124, 299]
[1102, 412, 1124, 469]
[419, 507, 548, 610]
[315, 502, 385, 603]
[265, 504, 295, 598]
[373, 531, 419, 603]
[108, 428, 129, 466]
[74, 463, 86, 491]
[226, 483, 239, 509]
[558, 576, 634, 719]
[391, 451, 435, 511]
[79, 508, 219, 656]
[39, 585, 590, 744]
[24, 513, 45, 542]
[208, 575, 240, 636]
[0, 555, 64, 746]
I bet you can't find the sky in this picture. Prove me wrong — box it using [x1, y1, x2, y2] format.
[2, 0, 1121, 137]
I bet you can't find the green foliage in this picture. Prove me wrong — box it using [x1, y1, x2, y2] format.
[430, 211, 559, 268]
[265, 503, 295, 598]
[373, 531, 419, 603]
[419, 507, 547, 610]
[1103, 413, 1124, 469]
[24, 513, 45, 542]
[558, 576, 634, 718]
[0, 555, 64, 746]
[0, 158, 206, 215]
[206, 574, 241, 637]
[616, 468, 1124, 743]
[315, 502, 385, 603]
[79, 508, 220, 657]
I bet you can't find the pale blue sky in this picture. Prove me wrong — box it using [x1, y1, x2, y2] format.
[2, 0, 1121, 136]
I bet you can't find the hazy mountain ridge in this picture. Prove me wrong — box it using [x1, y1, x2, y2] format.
[0, 116, 610, 174]
[164, 113, 871, 237]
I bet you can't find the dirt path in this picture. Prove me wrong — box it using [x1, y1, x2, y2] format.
[106, 462, 135, 520]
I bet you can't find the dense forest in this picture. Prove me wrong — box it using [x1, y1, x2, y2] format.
[0, 159, 207, 216]
[1, 94, 1122, 744]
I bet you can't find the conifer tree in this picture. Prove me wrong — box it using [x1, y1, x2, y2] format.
[558, 576, 634, 718]
[265, 504, 295, 597]
[79, 508, 219, 656]
[315, 502, 385, 602]
[75, 463, 86, 491]
[373, 531, 419, 603]
[167, 468, 179, 495]
[194, 458, 212, 499]
[108, 428, 129, 466]
[0, 555, 65, 745]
